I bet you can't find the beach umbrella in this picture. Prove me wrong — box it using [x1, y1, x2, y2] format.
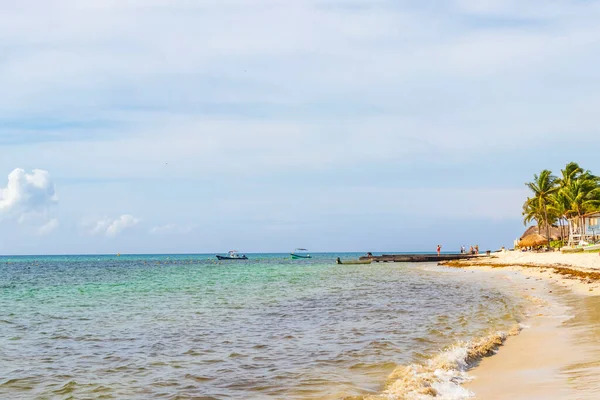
[518, 233, 547, 248]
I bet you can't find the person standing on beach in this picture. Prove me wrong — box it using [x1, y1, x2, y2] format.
[437, 245, 441, 256]
[475, 245, 479, 255]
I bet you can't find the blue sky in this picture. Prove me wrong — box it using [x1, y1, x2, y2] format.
[1, 0, 599, 254]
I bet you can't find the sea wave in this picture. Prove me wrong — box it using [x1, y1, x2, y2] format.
[364, 325, 523, 400]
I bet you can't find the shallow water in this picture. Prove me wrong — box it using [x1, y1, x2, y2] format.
[0, 254, 525, 399]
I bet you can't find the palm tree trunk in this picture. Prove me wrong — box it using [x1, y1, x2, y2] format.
[544, 205, 551, 247]
[558, 218, 563, 244]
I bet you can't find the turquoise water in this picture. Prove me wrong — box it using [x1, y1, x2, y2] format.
[0, 254, 524, 399]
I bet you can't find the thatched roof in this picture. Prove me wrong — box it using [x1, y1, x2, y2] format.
[520, 225, 562, 241]
[518, 233, 548, 248]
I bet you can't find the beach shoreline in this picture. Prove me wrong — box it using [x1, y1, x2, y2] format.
[438, 251, 600, 399]
[441, 251, 600, 295]
[442, 249, 600, 269]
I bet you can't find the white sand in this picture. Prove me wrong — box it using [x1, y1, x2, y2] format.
[488, 250, 600, 270]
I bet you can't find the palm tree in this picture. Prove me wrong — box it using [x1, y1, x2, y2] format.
[557, 162, 584, 188]
[556, 162, 600, 242]
[548, 192, 570, 243]
[560, 177, 600, 239]
[525, 170, 558, 246]
[522, 197, 544, 228]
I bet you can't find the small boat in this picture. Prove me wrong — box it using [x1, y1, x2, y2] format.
[291, 248, 312, 259]
[336, 257, 372, 265]
[216, 251, 248, 260]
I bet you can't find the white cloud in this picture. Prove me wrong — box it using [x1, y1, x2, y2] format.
[0, 168, 58, 221]
[0, 0, 599, 254]
[37, 218, 59, 235]
[106, 215, 139, 236]
[88, 214, 140, 237]
[149, 223, 195, 235]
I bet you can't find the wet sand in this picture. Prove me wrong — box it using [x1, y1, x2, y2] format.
[445, 258, 600, 399]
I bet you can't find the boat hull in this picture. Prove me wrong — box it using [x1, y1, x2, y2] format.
[291, 254, 311, 259]
[216, 255, 248, 260]
[336, 260, 372, 265]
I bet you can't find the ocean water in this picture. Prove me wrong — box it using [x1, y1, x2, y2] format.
[0, 253, 525, 399]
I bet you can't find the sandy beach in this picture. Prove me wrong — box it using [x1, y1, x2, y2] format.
[444, 251, 600, 295]
[472, 251, 600, 270]
[440, 251, 600, 399]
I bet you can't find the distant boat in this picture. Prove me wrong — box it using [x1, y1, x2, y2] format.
[336, 257, 371, 265]
[291, 248, 311, 259]
[216, 251, 248, 260]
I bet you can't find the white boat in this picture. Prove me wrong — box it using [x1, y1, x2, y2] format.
[291, 248, 311, 259]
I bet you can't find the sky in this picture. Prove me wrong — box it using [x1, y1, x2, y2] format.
[1, 0, 599, 255]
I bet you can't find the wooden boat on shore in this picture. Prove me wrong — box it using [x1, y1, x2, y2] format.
[336, 257, 372, 265]
[216, 251, 248, 260]
[291, 248, 312, 259]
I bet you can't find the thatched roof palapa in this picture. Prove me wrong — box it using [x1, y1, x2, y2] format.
[520, 225, 562, 241]
[518, 233, 548, 248]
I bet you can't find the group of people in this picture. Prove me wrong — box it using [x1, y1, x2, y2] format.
[460, 245, 479, 255]
[436, 245, 480, 255]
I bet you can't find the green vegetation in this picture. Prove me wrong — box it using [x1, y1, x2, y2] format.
[523, 162, 600, 245]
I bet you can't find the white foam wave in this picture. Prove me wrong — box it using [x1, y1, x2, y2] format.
[366, 326, 522, 400]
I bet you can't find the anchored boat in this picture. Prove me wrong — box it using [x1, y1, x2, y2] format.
[216, 251, 248, 260]
[291, 248, 312, 259]
[336, 257, 372, 265]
